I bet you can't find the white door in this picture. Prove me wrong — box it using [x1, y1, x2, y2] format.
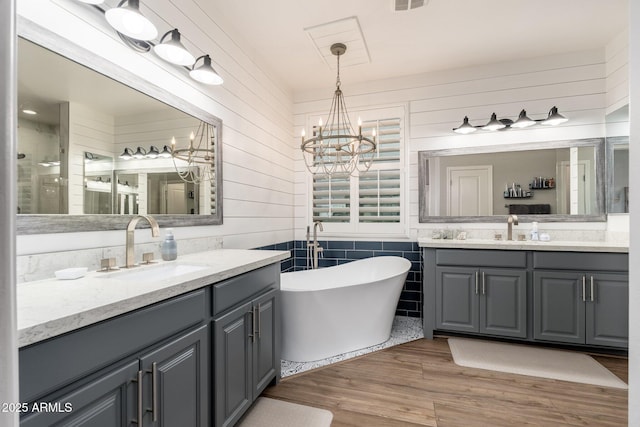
[558, 161, 589, 214]
[167, 183, 187, 214]
[446, 165, 493, 216]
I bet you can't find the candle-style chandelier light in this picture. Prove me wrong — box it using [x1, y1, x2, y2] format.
[300, 43, 376, 177]
[171, 120, 217, 184]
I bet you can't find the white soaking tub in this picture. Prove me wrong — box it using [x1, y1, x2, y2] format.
[280, 256, 411, 362]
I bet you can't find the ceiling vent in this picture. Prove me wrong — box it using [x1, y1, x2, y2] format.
[394, 0, 428, 11]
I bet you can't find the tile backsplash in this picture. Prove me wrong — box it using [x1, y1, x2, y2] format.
[256, 240, 422, 318]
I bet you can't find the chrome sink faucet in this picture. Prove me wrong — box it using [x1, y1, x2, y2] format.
[125, 215, 160, 268]
[312, 220, 324, 269]
[507, 214, 519, 241]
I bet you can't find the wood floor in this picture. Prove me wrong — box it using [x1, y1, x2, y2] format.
[263, 337, 628, 426]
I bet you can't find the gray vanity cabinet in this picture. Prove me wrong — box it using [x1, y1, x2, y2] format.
[436, 266, 527, 338]
[211, 263, 280, 427]
[213, 300, 253, 427]
[533, 271, 628, 348]
[20, 360, 138, 427]
[532, 251, 628, 349]
[139, 324, 209, 427]
[213, 288, 279, 427]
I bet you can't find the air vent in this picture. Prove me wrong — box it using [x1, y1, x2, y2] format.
[394, 0, 427, 11]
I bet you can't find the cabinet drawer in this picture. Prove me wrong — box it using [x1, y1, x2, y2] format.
[212, 264, 279, 317]
[20, 289, 206, 403]
[533, 251, 628, 272]
[436, 249, 527, 268]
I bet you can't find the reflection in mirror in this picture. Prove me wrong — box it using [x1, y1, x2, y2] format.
[83, 152, 113, 214]
[17, 105, 65, 214]
[418, 138, 605, 222]
[608, 138, 629, 213]
[16, 31, 223, 234]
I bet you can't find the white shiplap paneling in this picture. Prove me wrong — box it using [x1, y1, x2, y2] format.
[293, 48, 613, 240]
[17, 0, 296, 256]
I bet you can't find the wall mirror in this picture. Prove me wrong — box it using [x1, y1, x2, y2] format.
[16, 23, 222, 234]
[418, 138, 606, 223]
[605, 105, 629, 214]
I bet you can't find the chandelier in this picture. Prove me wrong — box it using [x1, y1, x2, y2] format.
[171, 120, 217, 184]
[300, 43, 376, 176]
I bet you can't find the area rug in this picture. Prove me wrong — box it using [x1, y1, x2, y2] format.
[448, 338, 627, 389]
[236, 397, 333, 427]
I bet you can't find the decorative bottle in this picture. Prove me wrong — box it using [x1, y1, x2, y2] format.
[161, 228, 178, 261]
[530, 222, 539, 241]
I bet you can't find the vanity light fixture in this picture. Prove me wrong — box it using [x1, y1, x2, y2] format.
[75, 0, 224, 87]
[189, 55, 224, 86]
[154, 29, 195, 66]
[300, 43, 376, 177]
[119, 145, 174, 160]
[158, 145, 173, 158]
[132, 146, 147, 159]
[119, 148, 134, 160]
[105, 0, 158, 41]
[145, 145, 160, 158]
[453, 106, 569, 134]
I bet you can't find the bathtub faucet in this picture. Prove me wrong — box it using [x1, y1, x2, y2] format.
[312, 220, 324, 269]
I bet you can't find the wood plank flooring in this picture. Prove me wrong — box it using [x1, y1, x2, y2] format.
[263, 338, 628, 426]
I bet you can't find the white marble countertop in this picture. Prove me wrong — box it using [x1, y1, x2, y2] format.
[17, 249, 289, 348]
[417, 238, 628, 253]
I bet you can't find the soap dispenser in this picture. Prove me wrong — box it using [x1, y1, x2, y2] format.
[161, 228, 178, 261]
[530, 222, 539, 241]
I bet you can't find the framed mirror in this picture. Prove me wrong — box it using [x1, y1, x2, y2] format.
[607, 137, 629, 214]
[16, 21, 223, 234]
[418, 138, 606, 223]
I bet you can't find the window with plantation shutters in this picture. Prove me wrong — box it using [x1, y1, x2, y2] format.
[361, 118, 401, 164]
[308, 107, 405, 234]
[359, 169, 401, 222]
[312, 172, 350, 222]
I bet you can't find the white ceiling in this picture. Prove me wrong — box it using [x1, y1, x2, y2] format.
[209, 0, 629, 94]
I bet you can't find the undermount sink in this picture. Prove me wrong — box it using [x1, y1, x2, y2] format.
[101, 263, 209, 282]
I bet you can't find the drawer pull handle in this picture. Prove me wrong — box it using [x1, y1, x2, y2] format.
[248, 309, 255, 342]
[475, 271, 479, 295]
[151, 362, 158, 422]
[257, 304, 261, 339]
[590, 276, 595, 302]
[482, 271, 486, 295]
[133, 370, 143, 426]
[582, 276, 586, 302]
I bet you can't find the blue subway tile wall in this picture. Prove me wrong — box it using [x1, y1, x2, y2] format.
[254, 240, 422, 318]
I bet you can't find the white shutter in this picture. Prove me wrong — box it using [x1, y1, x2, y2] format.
[359, 169, 401, 222]
[312, 172, 350, 222]
[362, 118, 401, 164]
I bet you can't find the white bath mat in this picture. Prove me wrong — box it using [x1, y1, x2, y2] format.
[236, 397, 333, 427]
[448, 338, 627, 389]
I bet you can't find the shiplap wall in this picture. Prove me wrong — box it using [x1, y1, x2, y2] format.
[16, 0, 295, 255]
[68, 102, 116, 214]
[294, 44, 626, 240]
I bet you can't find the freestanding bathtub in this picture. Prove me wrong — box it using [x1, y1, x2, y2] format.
[280, 256, 411, 362]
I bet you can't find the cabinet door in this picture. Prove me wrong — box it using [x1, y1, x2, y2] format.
[480, 269, 527, 338]
[252, 289, 279, 399]
[435, 267, 479, 333]
[214, 301, 253, 427]
[21, 360, 138, 427]
[533, 271, 585, 344]
[586, 273, 629, 348]
[140, 324, 209, 427]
